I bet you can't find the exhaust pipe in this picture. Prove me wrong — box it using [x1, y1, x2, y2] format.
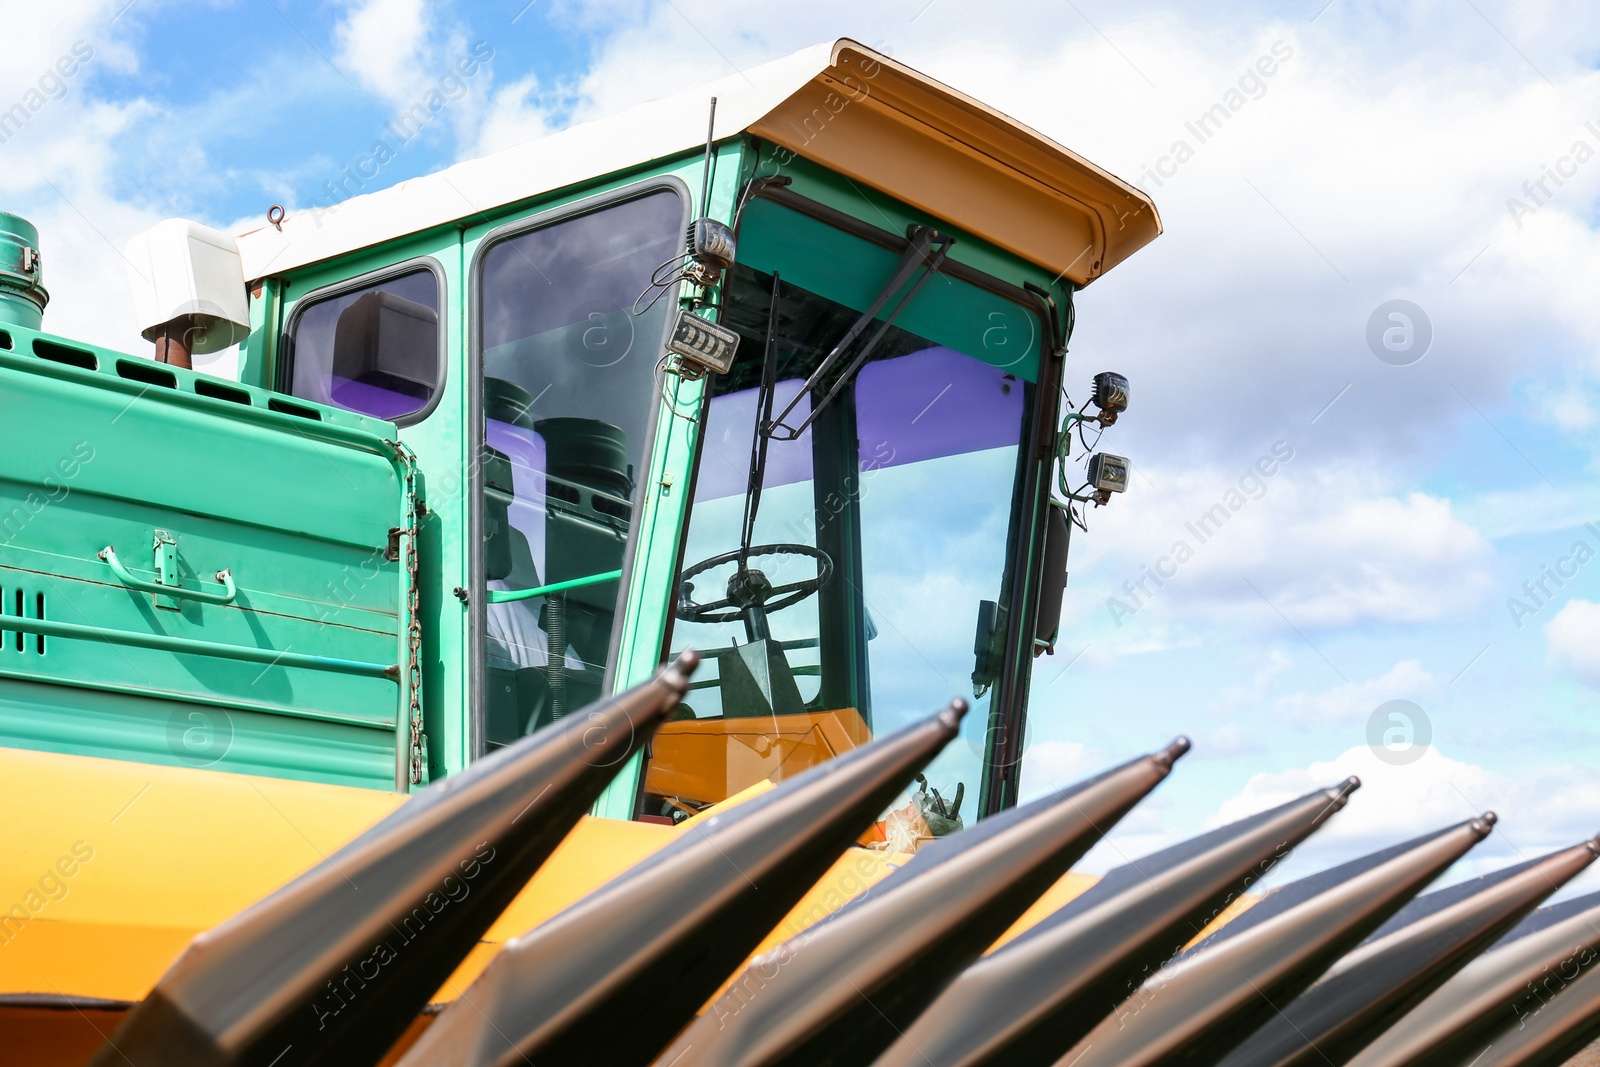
[84, 652, 698, 1067]
[393, 700, 970, 1067]
[659, 737, 1191, 1067]
[875, 778, 1361, 1067]
[0, 211, 47, 331]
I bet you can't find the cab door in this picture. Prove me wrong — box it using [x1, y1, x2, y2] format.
[463, 180, 691, 769]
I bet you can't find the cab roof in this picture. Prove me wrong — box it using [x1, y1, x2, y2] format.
[235, 39, 1160, 286]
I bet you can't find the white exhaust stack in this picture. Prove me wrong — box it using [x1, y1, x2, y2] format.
[124, 219, 251, 369]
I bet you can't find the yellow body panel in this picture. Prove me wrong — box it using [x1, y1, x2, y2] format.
[0, 749, 904, 1008]
[2, 746, 1233, 1061]
[0, 746, 673, 1004]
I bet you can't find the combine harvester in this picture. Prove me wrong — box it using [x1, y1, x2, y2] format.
[1, 39, 1595, 1066]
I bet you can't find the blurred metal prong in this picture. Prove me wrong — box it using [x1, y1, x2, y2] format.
[1061, 813, 1498, 1067]
[394, 700, 970, 1067]
[1220, 830, 1599, 1067]
[876, 777, 1361, 1067]
[660, 738, 1192, 1067]
[84, 653, 699, 1067]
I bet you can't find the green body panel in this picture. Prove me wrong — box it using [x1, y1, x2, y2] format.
[760, 154, 1069, 316]
[0, 134, 1074, 814]
[266, 228, 468, 784]
[736, 197, 1042, 381]
[0, 322, 414, 789]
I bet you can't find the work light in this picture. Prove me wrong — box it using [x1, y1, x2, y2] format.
[1087, 452, 1130, 503]
[1092, 371, 1129, 425]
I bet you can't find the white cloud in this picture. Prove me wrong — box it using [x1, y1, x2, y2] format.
[333, 0, 435, 111]
[1069, 460, 1494, 634]
[1458, 484, 1600, 541]
[1547, 599, 1600, 686]
[1020, 739, 1104, 800]
[1206, 744, 1600, 890]
[332, 0, 485, 157]
[1272, 660, 1435, 729]
[470, 73, 560, 157]
[1024, 738, 1600, 888]
[0, 2, 161, 351]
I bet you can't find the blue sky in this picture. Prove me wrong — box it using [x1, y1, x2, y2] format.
[5, 0, 1600, 893]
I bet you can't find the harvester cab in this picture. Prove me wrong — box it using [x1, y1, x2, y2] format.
[0, 41, 1162, 823]
[270, 41, 1144, 820]
[2, 38, 1175, 1063]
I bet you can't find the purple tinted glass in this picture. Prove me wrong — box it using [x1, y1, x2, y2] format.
[287, 267, 440, 422]
[857, 347, 1024, 470]
[695, 347, 1024, 502]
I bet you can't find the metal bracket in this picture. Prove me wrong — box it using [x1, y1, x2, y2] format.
[99, 534, 237, 609]
[153, 530, 181, 611]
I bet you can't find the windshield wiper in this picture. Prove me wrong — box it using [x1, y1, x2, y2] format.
[763, 224, 955, 441]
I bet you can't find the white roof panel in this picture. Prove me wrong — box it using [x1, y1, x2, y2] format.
[236, 40, 1159, 286]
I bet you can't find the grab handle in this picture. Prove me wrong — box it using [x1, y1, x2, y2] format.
[99, 545, 238, 605]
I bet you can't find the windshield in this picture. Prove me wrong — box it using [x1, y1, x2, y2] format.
[644, 235, 1039, 849]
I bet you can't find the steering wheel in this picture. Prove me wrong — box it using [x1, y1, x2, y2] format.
[675, 543, 834, 625]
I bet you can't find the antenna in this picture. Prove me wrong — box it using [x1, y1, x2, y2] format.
[699, 97, 718, 217]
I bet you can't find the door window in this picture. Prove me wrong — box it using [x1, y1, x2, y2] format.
[475, 189, 683, 751]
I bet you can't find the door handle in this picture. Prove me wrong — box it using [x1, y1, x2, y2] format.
[100, 545, 238, 605]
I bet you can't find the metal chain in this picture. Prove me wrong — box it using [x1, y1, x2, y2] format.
[406, 521, 424, 785]
[394, 443, 427, 787]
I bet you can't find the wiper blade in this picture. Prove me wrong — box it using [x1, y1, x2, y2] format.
[764, 224, 954, 441]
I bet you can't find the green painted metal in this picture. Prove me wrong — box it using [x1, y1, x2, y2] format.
[238, 274, 283, 390]
[271, 227, 467, 785]
[756, 153, 1070, 319]
[2, 675, 397, 786]
[0, 319, 415, 790]
[588, 143, 740, 821]
[0, 211, 47, 330]
[0, 610, 397, 678]
[0, 132, 1077, 811]
[736, 197, 1043, 382]
[100, 544, 240, 604]
[486, 569, 623, 604]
